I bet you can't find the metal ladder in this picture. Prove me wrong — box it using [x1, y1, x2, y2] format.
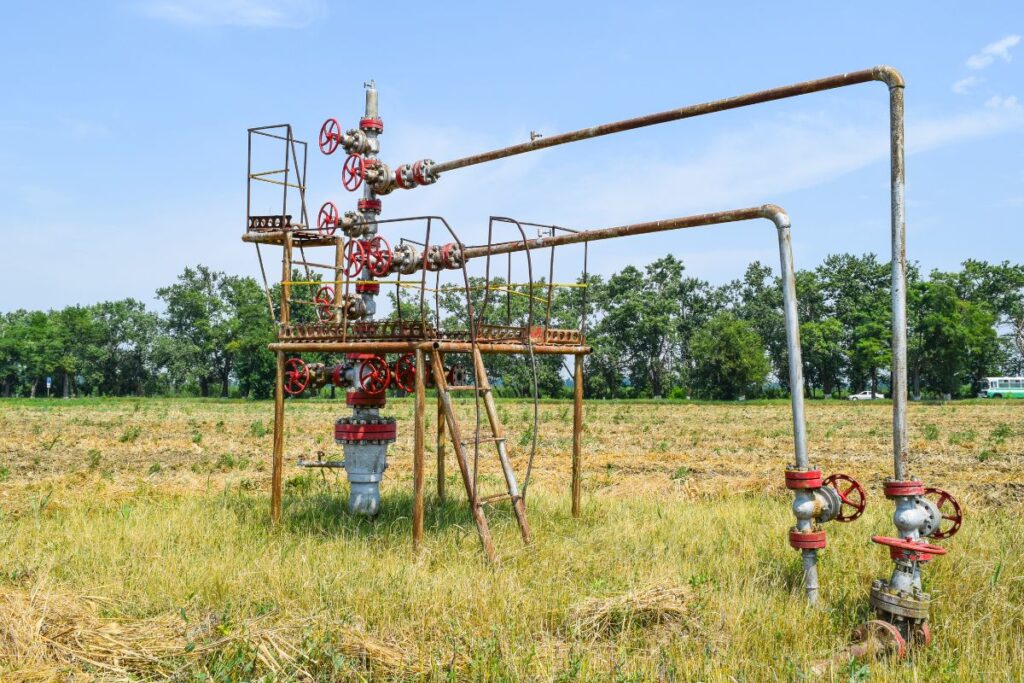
[430, 348, 531, 561]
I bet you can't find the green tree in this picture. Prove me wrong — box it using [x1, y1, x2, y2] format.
[918, 281, 998, 398]
[723, 262, 786, 390]
[800, 318, 845, 397]
[689, 313, 770, 400]
[156, 266, 235, 397]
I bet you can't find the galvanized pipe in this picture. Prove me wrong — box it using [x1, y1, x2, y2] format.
[770, 207, 809, 470]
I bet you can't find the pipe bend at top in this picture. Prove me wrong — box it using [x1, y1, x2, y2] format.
[871, 65, 905, 88]
[758, 204, 791, 230]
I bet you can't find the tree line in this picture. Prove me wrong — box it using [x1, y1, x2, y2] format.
[2, 256, 1022, 400]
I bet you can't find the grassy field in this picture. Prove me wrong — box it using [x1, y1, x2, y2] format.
[1, 397, 1022, 681]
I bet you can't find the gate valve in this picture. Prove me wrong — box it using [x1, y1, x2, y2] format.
[314, 285, 336, 322]
[872, 535, 948, 563]
[358, 355, 391, 395]
[823, 473, 868, 522]
[367, 235, 393, 276]
[342, 154, 365, 192]
[920, 487, 963, 540]
[344, 240, 367, 277]
[361, 159, 394, 194]
[283, 358, 310, 396]
[392, 352, 416, 392]
[319, 118, 343, 155]
[317, 201, 340, 235]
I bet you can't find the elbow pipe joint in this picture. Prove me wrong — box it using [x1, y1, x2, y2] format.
[758, 203, 791, 231]
[872, 65, 905, 89]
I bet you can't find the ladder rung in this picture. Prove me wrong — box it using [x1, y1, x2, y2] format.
[479, 493, 514, 506]
[446, 384, 488, 392]
[461, 436, 505, 446]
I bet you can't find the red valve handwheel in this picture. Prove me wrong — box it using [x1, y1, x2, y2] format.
[852, 620, 907, 659]
[871, 535, 948, 558]
[368, 235, 393, 276]
[284, 358, 310, 396]
[922, 487, 963, 540]
[314, 285, 335, 322]
[393, 352, 416, 392]
[358, 356, 390, 395]
[317, 201, 339, 235]
[342, 154, 365, 192]
[823, 473, 868, 522]
[344, 240, 367, 278]
[319, 118, 341, 155]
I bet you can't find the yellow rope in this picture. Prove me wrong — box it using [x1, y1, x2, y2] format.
[282, 280, 588, 291]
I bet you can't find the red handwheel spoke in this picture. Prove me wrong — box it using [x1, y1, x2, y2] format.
[823, 473, 867, 522]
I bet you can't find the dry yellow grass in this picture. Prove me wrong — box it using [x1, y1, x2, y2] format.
[0, 397, 1022, 681]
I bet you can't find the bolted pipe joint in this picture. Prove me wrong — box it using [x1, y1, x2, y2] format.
[394, 159, 439, 189]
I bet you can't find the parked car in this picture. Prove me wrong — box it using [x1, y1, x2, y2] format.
[848, 390, 883, 401]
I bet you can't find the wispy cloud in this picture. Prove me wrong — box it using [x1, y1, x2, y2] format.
[952, 75, 979, 94]
[138, 0, 324, 28]
[984, 94, 1022, 111]
[966, 34, 1021, 70]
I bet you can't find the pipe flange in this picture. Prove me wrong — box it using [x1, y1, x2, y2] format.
[412, 159, 438, 186]
[355, 281, 380, 295]
[357, 198, 382, 214]
[392, 243, 420, 275]
[870, 581, 931, 620]
[788, 528, 826, 550]
[440, 242, 464, 269]
[359, 116, 384, 133]
[346, 390, 386, 407]
[884, 480, 925, 498]
[785, 467, 823, 489]
[335, 416, 397, 444]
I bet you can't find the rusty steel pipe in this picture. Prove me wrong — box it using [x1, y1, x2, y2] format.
[431, 67, 902, 174]
[425, 65, 909, 482]
[460, 206, 775, 260]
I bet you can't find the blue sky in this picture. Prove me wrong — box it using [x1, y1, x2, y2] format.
[1, 2, 1022, 312]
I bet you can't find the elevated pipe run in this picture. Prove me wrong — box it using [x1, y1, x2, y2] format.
[417, 65, 908, 485]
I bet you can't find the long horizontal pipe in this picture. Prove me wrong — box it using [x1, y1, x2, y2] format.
[461, 205, 775, 259]
[431, 66, 903, 174]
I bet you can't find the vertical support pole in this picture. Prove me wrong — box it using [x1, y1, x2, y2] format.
[413, 348, 426, 551]
[281, 233, 293, 325]
[436, 352, 446, 501]
[572, 353, 584, 518]
[887, 82, 909, 482]
[334, 235, 345, 323]
[271, 350, 285, 523]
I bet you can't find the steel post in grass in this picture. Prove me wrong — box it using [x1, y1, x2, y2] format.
[271, 350, 285, 522]
[413, 348, 426, 550]
[436, 352, 446, 501]
[572, 353, 584, 518]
